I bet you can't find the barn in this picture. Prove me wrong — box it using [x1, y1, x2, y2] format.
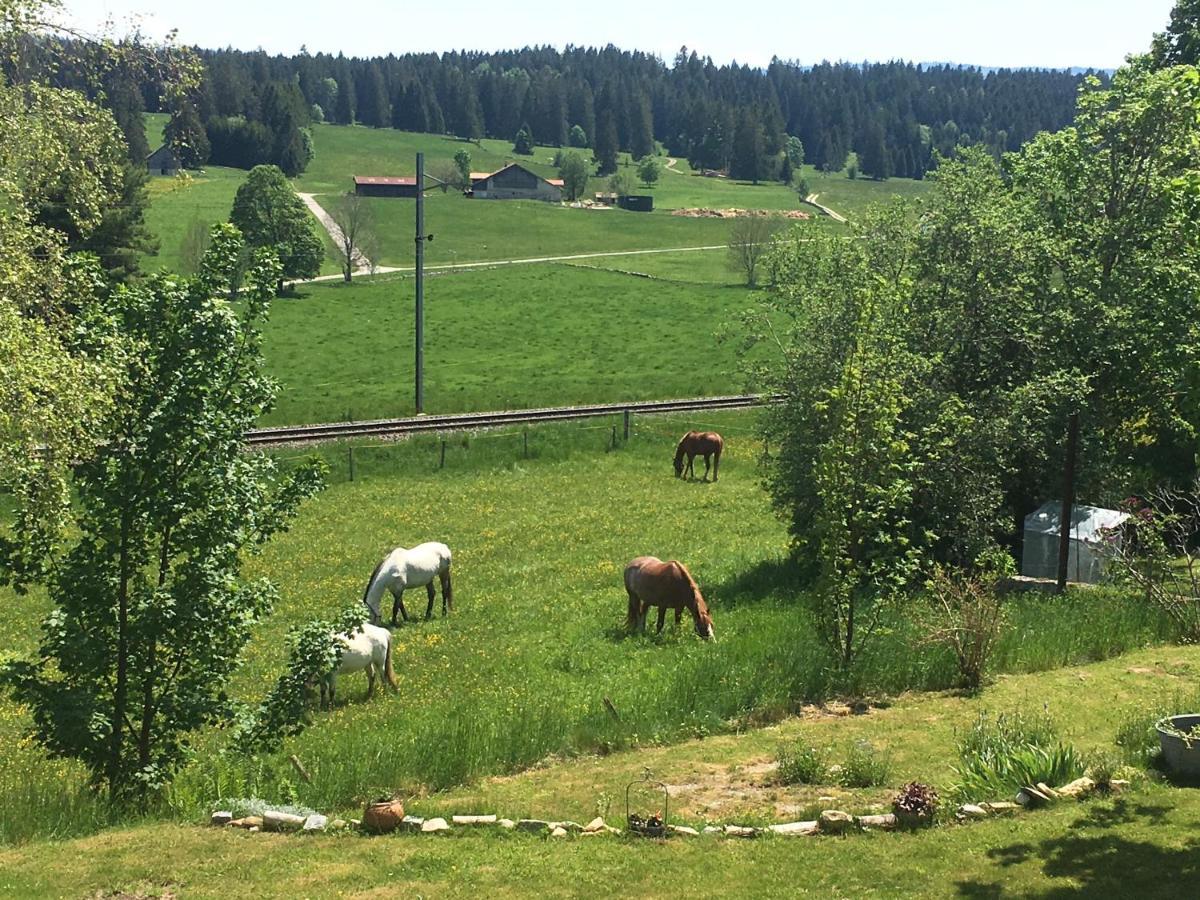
[469, 163, 563, 202]
[354, 176, 419, 198]
[146, 145, 182, 176]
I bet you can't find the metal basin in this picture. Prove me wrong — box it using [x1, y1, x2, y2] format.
[1157, 714, 1200, 777]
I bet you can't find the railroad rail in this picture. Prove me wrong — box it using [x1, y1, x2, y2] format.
[245, 395, 776, 447]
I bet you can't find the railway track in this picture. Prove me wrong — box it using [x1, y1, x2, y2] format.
[245, 394, 775, 447]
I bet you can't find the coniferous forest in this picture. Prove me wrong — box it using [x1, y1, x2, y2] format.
[52, 43, 1103, 180]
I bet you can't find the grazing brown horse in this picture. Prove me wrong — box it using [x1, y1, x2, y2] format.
[624, 556, 715, 640]
[674, 431, 724, 482]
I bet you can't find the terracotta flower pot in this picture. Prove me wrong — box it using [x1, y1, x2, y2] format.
[362, 798, 405, 834]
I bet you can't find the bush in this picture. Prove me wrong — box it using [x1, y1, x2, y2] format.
[920, 558, 1011, 690]
[952, 710, 1084, 802]
[837, 740, 893, 787]
[892, 781, 939, 826]
[776, 743, 828, 785]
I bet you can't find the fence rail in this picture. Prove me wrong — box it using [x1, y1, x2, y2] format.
[246, 395, 778, 447]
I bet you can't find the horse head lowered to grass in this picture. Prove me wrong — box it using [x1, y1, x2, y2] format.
[674, 431, 724, 482]
[624, 555, 714, 640]
[362, 542, 453, 626]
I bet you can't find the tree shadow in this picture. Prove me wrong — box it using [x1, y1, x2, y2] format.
[957, 798, 1199, 899]
[710, 556, 806, 610]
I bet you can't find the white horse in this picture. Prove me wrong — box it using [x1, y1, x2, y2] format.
[362, 542, 453, 626]
[318, 622, 398, 707]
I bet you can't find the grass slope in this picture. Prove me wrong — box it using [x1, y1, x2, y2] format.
[0, 413, 1177, 849]
[259, 262, 754, 425]
[2, 645, 1196, 897]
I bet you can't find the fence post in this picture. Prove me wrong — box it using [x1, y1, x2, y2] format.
[623, 409, 630, 441]
[523, 429, 529, 459]
[348, 446, 356, 482]
[611, 425, 617, 450]
[440, 439, 447, 469]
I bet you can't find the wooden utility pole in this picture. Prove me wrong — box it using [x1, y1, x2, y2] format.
[1056, 412, 1080, 594]
[415, 152, 426, 414]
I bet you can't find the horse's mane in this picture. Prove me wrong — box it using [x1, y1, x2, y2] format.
[671, 560, 708, 614]
[361, 555, 388, 610]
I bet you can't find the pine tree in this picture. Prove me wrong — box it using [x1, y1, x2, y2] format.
[594, 109, 619, 175]
[164, 100, 210, 168]
[334, 66, 356, 124]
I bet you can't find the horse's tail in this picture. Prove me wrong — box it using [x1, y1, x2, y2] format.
[383, 632, 398, 689]
[441, 565, 453, 613]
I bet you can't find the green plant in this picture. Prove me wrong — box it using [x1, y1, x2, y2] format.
[892, 781, 939, 825]
[837, 740, 893, 788]
[951, 711, 1084, 802]
[920, 555, 1012, 690]
[776, 742, 828, 785]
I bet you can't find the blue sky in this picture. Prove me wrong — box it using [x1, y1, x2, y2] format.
[62, 0, 1177, 70]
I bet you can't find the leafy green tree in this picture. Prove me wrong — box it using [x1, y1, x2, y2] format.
[1152, 0, 1200, 66]
[608, 170, 634, 198]
[513, 121, 534, 155]
[1, 226, 325, 803]
[164, 99, 210, 169]
[453, 148, 472, 187]
[568, 123, 588, 147]
[785, 135, 805, 168]
[558, 150, 589, 201]
[229, 165, 324, 291]
[636, 155, 661, 188]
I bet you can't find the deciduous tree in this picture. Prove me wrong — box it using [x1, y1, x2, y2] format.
[558, 150, 589, 201]
[229, 164, 324, 291]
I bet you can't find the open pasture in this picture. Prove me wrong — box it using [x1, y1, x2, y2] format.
[259, 261, 753, 425]
[0, 412, 1179, 848]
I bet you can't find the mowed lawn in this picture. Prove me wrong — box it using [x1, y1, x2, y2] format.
[2, 641, 1197, 897]
[261, 261, 754, 425]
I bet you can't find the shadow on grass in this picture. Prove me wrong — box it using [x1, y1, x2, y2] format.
[710, 555, 806, 610]
[958, 798, 1199, 898]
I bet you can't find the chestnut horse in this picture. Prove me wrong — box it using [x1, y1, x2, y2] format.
[624, 556, 715, 640]
[674, 431, 723, 482]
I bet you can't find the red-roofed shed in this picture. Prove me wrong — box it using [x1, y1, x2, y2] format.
[354, 175, 418, 198]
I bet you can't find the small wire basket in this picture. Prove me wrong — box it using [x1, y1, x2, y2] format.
[625, 768, 669, 837]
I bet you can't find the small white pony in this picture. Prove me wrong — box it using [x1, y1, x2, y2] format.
[362, 542, 454, 626]
[317, 622, 398, 707]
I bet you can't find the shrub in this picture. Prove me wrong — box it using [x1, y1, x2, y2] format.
[920, 557, 1011, 690]
[776, 743, 829, 785]
[951, 710, 1084, 802]
[837, 740, 893, 787]
[893, 781, 939, 826]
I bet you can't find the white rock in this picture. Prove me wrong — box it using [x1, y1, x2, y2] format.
[856, 813, 897, 830]
[582, 817, 607, 833]
[263, 811, 306, 832]
[670, 825, 700, 836]
[302, 814, 327, 832]
[498, 818, 517, 830]
[248, 826, 260, 833]
[767, 821, 819, 836]
[210, 811, 233, 827]
[421, 817, 450, 833]
[703, 825, 722, 835]
[958, 804, 988, 819]
[550, 826, 569, 838]
[452, 814, 498, 826]
[550, 821, 584, 833]
[819, 810, 855, 834]
[1057, 777, 1096, 798]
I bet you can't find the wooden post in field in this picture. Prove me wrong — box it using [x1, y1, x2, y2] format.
[348, 446, 355, 482]
[624, 409, 630, 441]
[1056, 412, 1080, 594]
[415, 153, 427, 415]
[439, 439, 446, 469]
[523, 429, 529, 459]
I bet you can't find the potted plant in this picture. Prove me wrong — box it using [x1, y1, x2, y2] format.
[1156, 715, 1200, 777]
[362, 796, 406, 833]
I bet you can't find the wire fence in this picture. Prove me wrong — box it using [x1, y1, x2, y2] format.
[267, 409, 765, 485]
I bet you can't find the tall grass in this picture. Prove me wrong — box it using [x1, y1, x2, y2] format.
[0, 412, 1183, 844]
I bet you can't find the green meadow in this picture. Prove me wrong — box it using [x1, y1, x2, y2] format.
[260, 262, 751, 425]
[0, 413, 1180, 844]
